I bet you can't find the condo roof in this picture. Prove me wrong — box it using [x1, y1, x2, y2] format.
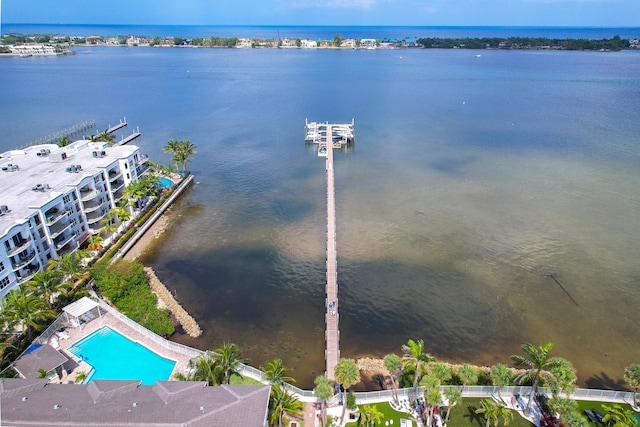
[0, 378, 271, 426]
[0, 141, 139, 236]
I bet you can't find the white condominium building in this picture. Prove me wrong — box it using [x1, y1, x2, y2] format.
[0, 140, 147, 299]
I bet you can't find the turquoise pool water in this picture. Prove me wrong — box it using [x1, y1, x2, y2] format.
[68, 327, 176, 385]
[158, 177, 174, 188]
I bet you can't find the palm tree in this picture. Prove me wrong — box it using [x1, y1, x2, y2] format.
[57, 136, 72, 147]
[164, 139, 197, 173]
[175, 351, 218, 385]
[511, 342, 565, 414]
[358, 404, 384, 427]
[314, 374, 334, 427]
[476, 398, 498, 427]
[74, 370, 89, 384]
[601, 403, 638, 427]
[548, 397, 587, 427]
[475, 398, 513, 427]
[0, 340, 15, 365]
[334, 358, 361, 425]
[444, 387, 462, 423]
[420, 374, 442, 427]
[88, 234, 104, 251]
[175, 140, 197, 172]
[401, 339, 435, 403]
[92, 130, 116, 145]
[476, 399, 513, 427]
[26, 270, 64, 307]
[457, 363, 478, 393]
[115, 199, 131, 224]
[261, 358, 295, 386]
[491, 363, 514, 404]
[213, 342, 246, 384]
[3, 286, 56, 338]
[123, 181, 145, 210]
[99, 210, 119, 239]
[430, 362, 453, 384]
[383, 353, 402, 405]
[269, 383, 303, 427]
[624, 364, 640, 408]
[49, 252, 86, 283]
[163, 139, 182, 171]
[548, 358, 577, 396]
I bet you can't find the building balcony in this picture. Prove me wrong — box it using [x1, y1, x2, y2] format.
[86, 210, 107, 225]
[7, 238, 32, 257]
[111, 180, 125, 193]
[54, 233, 74, 251]
[46, 210, 66, 226]
[80, 188, 100, 202]
[49, 221, 72, 240]
[108, 170, 123, 182]
[83, 199, 107, 214]
[57, 241, 78, 256]
[11, 251, 37, 271]
[136, 163, 150, 176]
[16, 263, 40, 283]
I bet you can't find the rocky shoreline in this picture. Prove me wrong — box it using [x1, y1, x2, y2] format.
[145, 267, 202, 338]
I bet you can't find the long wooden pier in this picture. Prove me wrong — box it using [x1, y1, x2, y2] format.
[325, 124, 340, 380]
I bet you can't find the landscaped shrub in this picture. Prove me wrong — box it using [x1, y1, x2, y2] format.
[91, 259, 175, 337]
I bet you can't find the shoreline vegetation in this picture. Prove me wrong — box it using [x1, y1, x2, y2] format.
[1, 32, 638, 52]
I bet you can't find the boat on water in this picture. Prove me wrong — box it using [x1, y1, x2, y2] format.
[318, 144, 328, 157]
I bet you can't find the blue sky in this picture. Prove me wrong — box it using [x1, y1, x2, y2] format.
[3, 0, 640, 27]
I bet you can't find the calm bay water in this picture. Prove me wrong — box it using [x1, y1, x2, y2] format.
[1, 28, 639, 389]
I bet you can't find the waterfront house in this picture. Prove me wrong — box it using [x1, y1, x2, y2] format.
[300, 39, 317, 48]
[9, 44, 57, 56]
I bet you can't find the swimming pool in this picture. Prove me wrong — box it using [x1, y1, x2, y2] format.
[157, 177, 174, 188]
[68, 327, 176, 385]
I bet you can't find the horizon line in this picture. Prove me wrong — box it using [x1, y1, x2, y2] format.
[5, 23, 640, 29]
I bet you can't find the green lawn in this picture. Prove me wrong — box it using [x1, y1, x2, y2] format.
[345, 399, 535, 427]
[229, 375, 264, 386]
[575, 400, 640, 426]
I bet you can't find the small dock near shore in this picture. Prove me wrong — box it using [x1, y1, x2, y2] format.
[307, 120, 354, 380]
[107, 119, 128, 134]
[118, 128, 141, 145]
[305, 119, 355, 157]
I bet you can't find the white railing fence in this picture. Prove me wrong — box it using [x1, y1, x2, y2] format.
[96, 300, 201, 358]
[7, 302, 637, 410]
[352, 385, 636, 406]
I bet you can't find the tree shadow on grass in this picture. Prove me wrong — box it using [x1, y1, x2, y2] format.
[463, 404, 485, 426]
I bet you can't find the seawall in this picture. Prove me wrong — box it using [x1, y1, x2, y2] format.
[145, 266, 202, 338]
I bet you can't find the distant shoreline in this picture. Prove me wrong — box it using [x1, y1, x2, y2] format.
[2, 33, 638, 52]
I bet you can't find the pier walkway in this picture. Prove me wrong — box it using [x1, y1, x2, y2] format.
[307, 119, 354, 380]
[325, 124, 340, 380]
[106, 121, 127, 134]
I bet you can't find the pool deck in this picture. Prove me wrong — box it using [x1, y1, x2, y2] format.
[49, 312, 193, 384]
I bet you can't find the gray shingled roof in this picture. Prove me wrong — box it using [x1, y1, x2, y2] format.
[0, 379, 271, 426]
[13, 344, 69, 379]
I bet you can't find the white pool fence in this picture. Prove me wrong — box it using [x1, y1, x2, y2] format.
[9, 301, 638, 409]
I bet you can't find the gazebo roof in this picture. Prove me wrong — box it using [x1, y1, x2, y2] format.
[13, 345, 68, 379]
[62, 297, 99, 318]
